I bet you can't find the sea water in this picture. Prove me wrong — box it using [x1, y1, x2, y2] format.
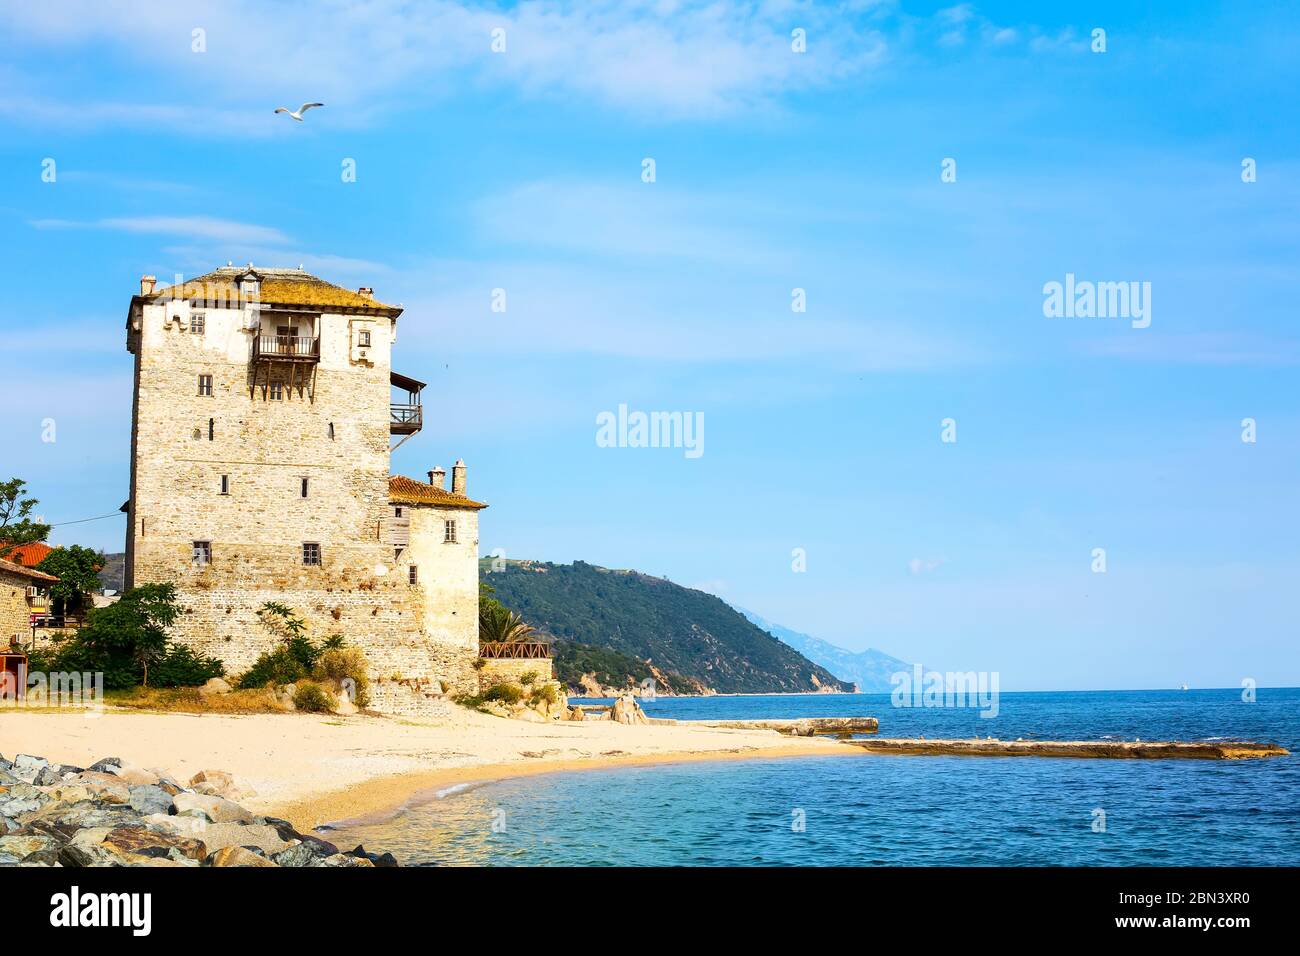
[326, 688, 1300, 866]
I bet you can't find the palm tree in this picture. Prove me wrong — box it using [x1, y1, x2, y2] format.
[479, 604, 537, 643]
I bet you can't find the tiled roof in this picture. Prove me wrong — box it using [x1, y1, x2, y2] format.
[0, 541, 53, 567]
[389, 475, 488, 510]
[139, 266, 402, 317]
[0, 557, 58, 583]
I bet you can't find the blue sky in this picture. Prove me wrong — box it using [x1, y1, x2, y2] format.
[1, 0, 1297, 690]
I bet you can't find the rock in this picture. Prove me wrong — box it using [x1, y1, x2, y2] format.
[67, 771, 130, 804]
[313, 852, 374, 867]
[271, 842, 317, 867]
[102, 826, 207, 862]
[208, 845, 276, 867]
[12, 754, 48, 783]
[0, 782, 50, 816]
[57, 843, 125, 867]
[128, 785, 174, 816]
[0, 755, 10, 771]
[173, 792, 254, 824]
[0, 832, 63, 859]
[197, 677, 232, 697]
[20, 846, 63, 866]
[610, 694, 648, 725]
[109, 764, 160, 786]
[197, 823, 291, 855]
[0, 769, 18, 785]
[567, 706, 586, 721]
[34, 766, 65, 787]
[515, 707, 546, 723]
[333, 691, 358, 715]
[87, 757, 122, 773]
[141, 813, 208, 838]
[188, 769, 254, 800]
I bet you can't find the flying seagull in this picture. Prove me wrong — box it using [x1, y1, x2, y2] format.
[274, 102, 324, 122]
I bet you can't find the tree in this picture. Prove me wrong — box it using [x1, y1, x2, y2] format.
[77, 582, 181, 687]
[0, 478, 50, 559]
[35, 545, 105, 614]
[479, 602, 537, 643]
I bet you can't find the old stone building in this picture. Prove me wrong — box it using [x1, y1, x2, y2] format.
[0, 557, 57, 644]
[123, 265, 484, 713]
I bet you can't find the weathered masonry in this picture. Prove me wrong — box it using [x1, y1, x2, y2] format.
[123, 265, 484, 713]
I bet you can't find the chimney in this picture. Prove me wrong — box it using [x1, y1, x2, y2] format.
[357, 286, 374, 299]
[427, 466, 446, 490]
[451, 459, 467, 496]
[140, 275, 156, 295]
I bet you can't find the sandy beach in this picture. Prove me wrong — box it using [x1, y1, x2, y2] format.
[2, 707, 856, 831]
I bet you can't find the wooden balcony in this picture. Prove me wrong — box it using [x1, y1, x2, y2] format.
[390, 404, 422, 435]
[479, 641, 552, 660]
[253, 335, 320, 362]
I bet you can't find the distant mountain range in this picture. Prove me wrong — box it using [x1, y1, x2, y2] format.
[480, 559, 853, 695]
[738, 608, 917, 694]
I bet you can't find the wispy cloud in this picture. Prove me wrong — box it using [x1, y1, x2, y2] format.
[31, 215, 291, 245]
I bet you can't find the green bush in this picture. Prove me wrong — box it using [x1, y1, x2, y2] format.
[237, 634, 322, 689]
[481, 682, 524, 705]
[314, 647, 370, 708]
[146, 644, 225, 688]
[292, 681, 335, 713]
[520, 670, 538, 686]
[530, 682, 558, 706]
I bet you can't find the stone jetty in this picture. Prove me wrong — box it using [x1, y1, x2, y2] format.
[0, 752, 398, 867]
[847, 738, 1288, 759]
[685, 716, 880, 737]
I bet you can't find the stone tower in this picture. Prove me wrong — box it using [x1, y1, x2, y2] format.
[123, 265, 482, 711]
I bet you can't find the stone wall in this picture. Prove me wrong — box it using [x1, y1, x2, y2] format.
[1, 567, 33, 643]
[478, 657, 553, 690]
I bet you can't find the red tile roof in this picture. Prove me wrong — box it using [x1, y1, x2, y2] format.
[389, 475, 488, 510]
[0, 541, 53, 568]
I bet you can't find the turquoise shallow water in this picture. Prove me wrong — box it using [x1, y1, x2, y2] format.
[328, 689, 1300, 866]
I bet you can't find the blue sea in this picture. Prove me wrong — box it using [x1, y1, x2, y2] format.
[327, 689, 1300, 866]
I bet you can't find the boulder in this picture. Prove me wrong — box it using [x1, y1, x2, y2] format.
[141, 813, 208, 838]
[68, 771, 130, 804]
[87, 757, 122, 773]
[128, 785, 174, 816]
[333, 691, 358, 716]
[197, 677, 232, 697]
[109, 764, 160, 787]
[173, 792, 254, 824]
[0, 832, 63, 859]
[207, 845, 277, 867]
[610, 694, 648, 725]
[567, 706, 586, 721]
[102, 826, 207, 862]
[12, 754, 48, 783]
[313, 852, 374, 867]
[197, 822, 291, 855]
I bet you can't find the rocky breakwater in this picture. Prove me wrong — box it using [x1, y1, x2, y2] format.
[0, 753, 399, 867]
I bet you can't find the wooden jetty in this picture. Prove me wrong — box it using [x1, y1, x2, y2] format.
[846, 737, 1288, 760]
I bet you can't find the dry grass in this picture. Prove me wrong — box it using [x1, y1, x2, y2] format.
[104, 686, 289, 715]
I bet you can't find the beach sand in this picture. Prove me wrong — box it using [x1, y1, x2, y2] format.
[2, 707, 855, 831]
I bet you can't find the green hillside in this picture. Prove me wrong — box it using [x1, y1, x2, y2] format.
[480, 559, 853, 695]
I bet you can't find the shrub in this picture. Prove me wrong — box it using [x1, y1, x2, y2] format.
[481, 682, 524, 705]
[292, 681, 335, 713]
[530, 682, 558, 706]
[314, 647, 370, 708]
[148, 644, 226, 688]
[520, 670, 538, 686]
[237, 633, 322, 689]
[471, 658, 486, 671]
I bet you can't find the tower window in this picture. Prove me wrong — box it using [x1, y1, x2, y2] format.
[208, 418, 214, 441]
[190, 312, 205, 334]
[198, 374, 213, 396]
[300, 477, 309, 498]
[303, 542, 321, 566]
[193, 541, 212, 566]
[394, 506, 402, 517]
[220, 475, 229, 495]
[444, 519, 457, 544]
[409, 565, 418, 585]
[269, 381, 283, 401]
[359, 329, 371, 347]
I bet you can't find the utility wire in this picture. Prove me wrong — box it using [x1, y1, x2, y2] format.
[48, 511, 126, 527]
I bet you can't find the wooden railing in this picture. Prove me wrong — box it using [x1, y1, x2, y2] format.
[254, 335, 320, 361]
[390, 403, 422, 433]
[479, 641, 552, 659]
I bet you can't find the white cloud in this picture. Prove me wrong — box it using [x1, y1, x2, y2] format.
[907, 557, 945, 575]
[0, 0, 888, 120]
[32, 216, 292, 245]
